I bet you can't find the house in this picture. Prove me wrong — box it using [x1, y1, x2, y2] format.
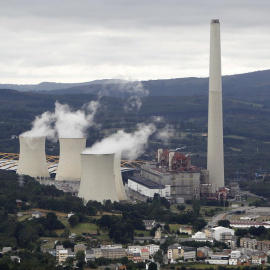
[2, 247, 12, 253]
[145, 244, 160, 255]
[143, 220, 156, 230]
[141, 248, 150, 261]
[10, 256, 21, 263]
[74, 244, 86, 253]
[179, 226, 192, 235]
[251, 254, 267, 265]
[85, 249, 95, 262]
[32, 211, 43, 218]
[67, 212, 75, 218]
[197, 246, 213, 258]
[229, 250, 241, 265]
[133, 253, 142, 262]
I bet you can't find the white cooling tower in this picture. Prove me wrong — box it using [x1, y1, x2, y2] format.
[78, 153, 126, 203]
[207, 19, 225, 188]
[55, 138, 86, 181]
[114, 153, 127, 200]
[17, 136, 50, 178]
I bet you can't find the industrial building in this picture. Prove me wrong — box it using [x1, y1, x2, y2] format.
[207, 19, 225, 188]
[55, 138, 86, 181]
[78, 153, 127, 203]
[136, 149, 200, 201]
[17, 136, 50, 178]
[127, 176, 170, 198]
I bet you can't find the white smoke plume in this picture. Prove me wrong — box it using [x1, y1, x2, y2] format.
[55, 100, 100, 138]
[21, 100, 100, 140]
[83, 123, 156, 160]
[21, 111, 55, 139]
[156, 124, 175, 144]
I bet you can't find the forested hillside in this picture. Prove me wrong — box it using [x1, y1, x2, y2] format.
[1, 69, 270, 181]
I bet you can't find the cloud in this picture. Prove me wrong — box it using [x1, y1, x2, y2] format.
[0, 1, 270, 83]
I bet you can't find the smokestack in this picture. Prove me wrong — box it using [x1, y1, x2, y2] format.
[207, 19, 224, 188]
[78, 153, 126, 202]
[55, 138, 86, 181]
[157, 149, 163, 163]
[17, 136, 50, 178]
[169, 151, 175, 171]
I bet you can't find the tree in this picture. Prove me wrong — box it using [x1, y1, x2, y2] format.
[218, 220, 230, 228]
[68, 215, 79, 227]
[148, 262, 158, 270]
[76, 250, 85, 261]
[153, 249, 164, 264]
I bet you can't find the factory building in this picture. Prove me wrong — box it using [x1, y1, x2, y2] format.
[78, 153, 126, 203]
[17, 136, 50, 178]
[207, 19, 225, 188]
[55, 138, 86, 181]
[128, 176, 170, 198]
[138, 149, 200, 201]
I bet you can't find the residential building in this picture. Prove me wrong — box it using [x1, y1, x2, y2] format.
[179, 226, 192, 235]
[257, 240, 270, 253]
[143, 220, 156, 230]
[101, 248, 126, 259]
[133, 253, 142, 262]
[240, 238, 258, 250]
[141, 248, 150, 261]
[74, 244, 86, 253]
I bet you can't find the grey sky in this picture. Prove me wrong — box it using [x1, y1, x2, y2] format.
[0, 0, 269, 83]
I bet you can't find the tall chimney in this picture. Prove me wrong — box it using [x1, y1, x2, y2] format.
[207, 19, 224, 188]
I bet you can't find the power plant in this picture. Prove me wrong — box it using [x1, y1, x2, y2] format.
[0, 19, 227, 203]
[207, 19, 224, 189]
[17, 136, 50, 178]
[78, 153, 127, 202]
[55, 138, 86, 181]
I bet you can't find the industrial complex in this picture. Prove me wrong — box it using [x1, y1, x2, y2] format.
[0, 20, 227, 204]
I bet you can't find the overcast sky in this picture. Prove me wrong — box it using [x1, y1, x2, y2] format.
[0, 0, 269, 84]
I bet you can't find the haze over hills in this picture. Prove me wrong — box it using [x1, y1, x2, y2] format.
[0, 70, 270, 103]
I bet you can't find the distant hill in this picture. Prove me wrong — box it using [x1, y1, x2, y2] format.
[1, 70, 270, 102]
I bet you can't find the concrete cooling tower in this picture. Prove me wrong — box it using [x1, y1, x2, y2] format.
[78, 153, 126, 202]
[17, 136, 50, 178]
[55, 138, 86, 181]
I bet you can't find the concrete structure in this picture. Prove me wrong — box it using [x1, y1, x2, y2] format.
[128, 176, 170, 198]
[205, 226, 234, 241]
[167, 244, 196, 262]
[55, 138, 86, 181]
[207, 19, 224, 188]
[141, 162, 200, 201]
[78, 153, 126, 203]
[17, 136, 50, 178]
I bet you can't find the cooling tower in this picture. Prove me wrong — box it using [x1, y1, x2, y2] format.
[17, 136, 50, 178]
[114, 153, 127, 200]
[78, 153, 126, 202]
[207, 19, 225, 188]
[55, 138, 86, 181]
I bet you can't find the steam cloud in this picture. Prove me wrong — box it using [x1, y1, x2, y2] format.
[83, 123, 156, 160]
[55, 100, 100, 138]
[21, 111, 55, 139]
[21, 100, 100, 139]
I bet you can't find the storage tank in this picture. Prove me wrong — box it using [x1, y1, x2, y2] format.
[78, 153, 126, 202]
[17, 136, 50, 178]
[55, 138, 86, 181]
